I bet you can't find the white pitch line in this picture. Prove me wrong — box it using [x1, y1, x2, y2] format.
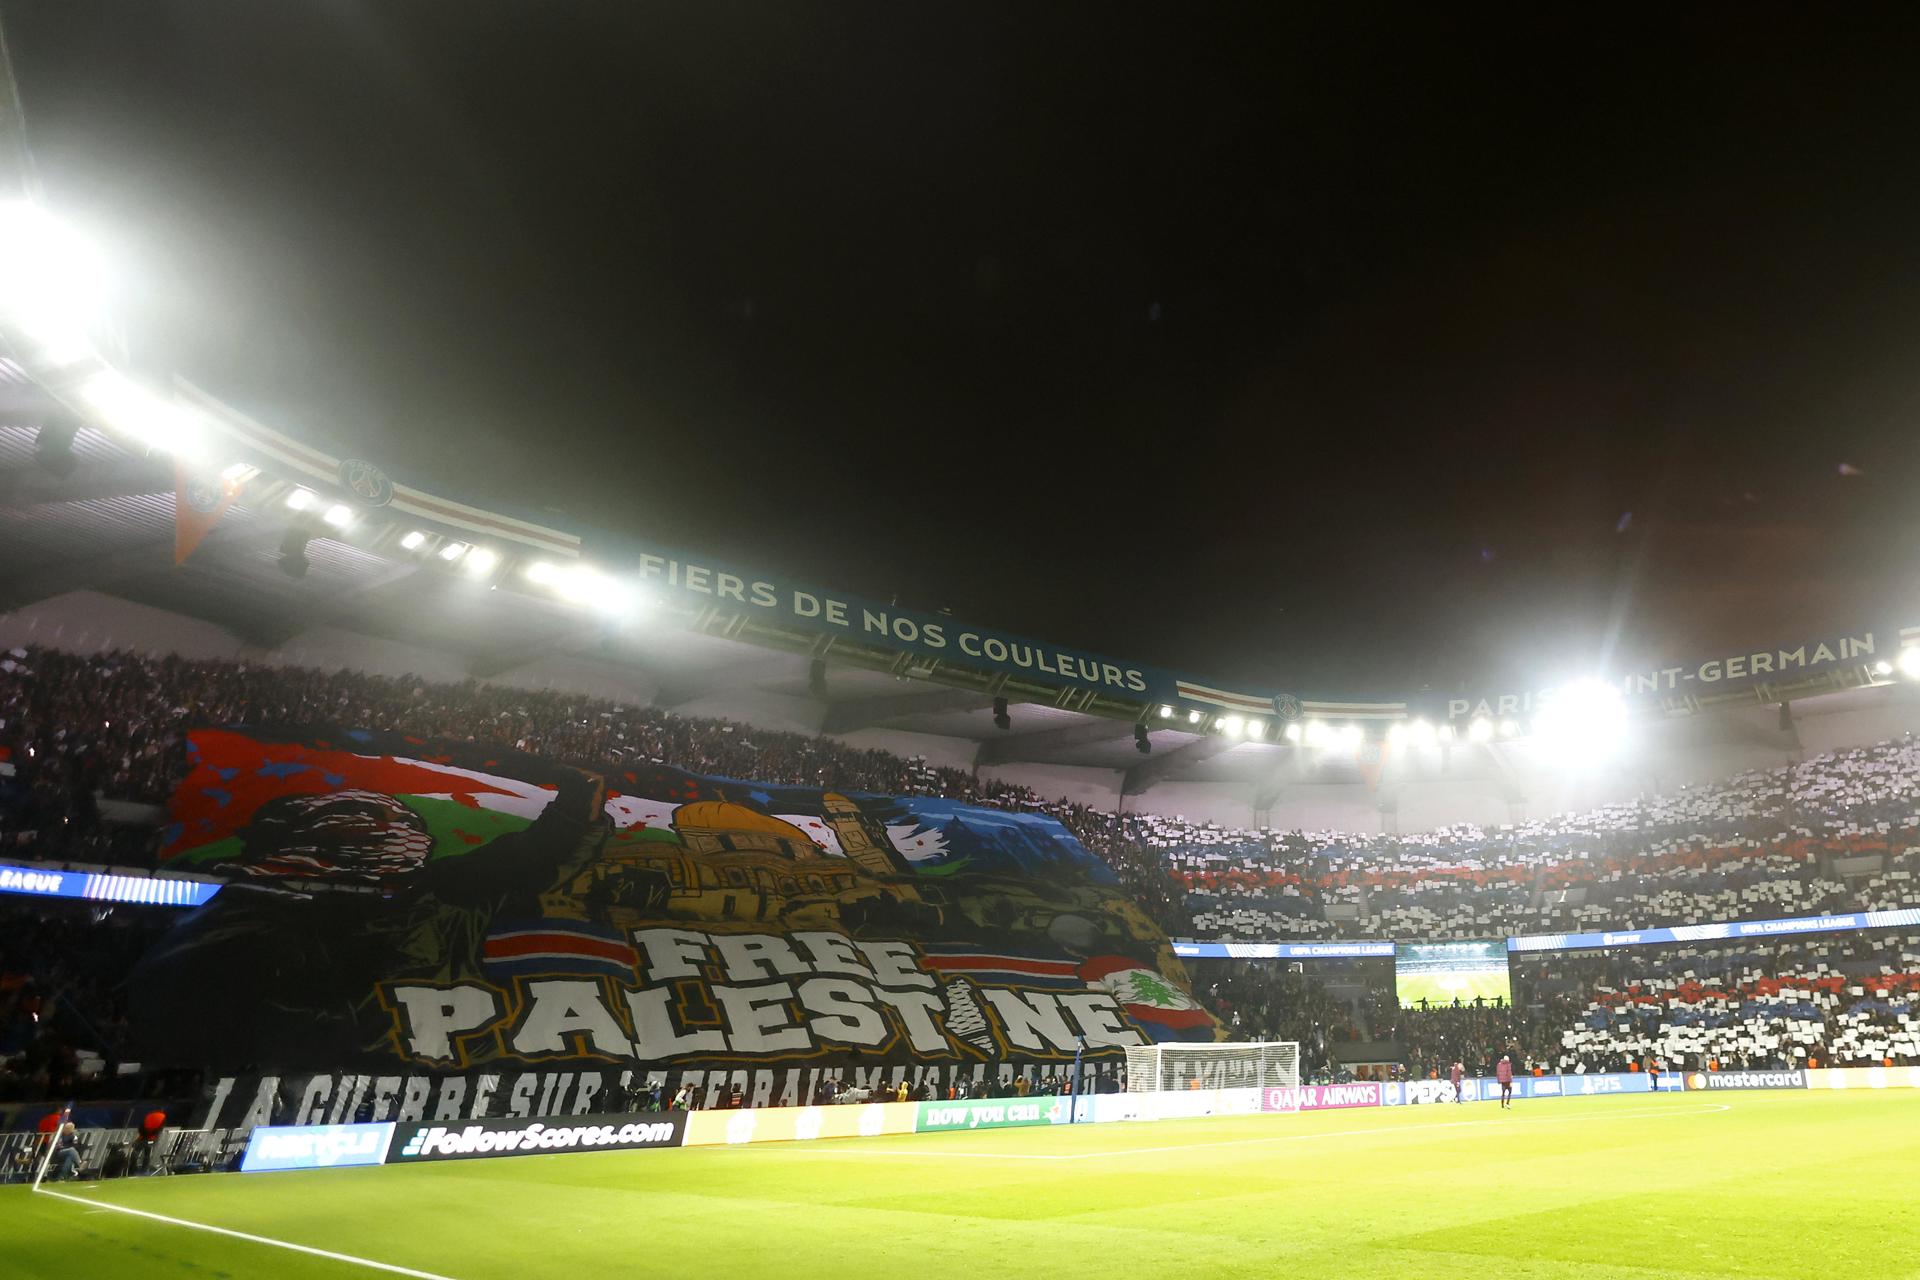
[37, 1188, 463, 1280]
[737, 1102, 1732, 1162]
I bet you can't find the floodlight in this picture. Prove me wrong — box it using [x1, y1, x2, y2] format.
[1283, 722, 1302, 743]
[220, 462, 256, 483]
[438, 541, 469, 562]
[399, 530, 428, 551]
[1303, 719, 1329, 747]
[1467, 717, 1493, 743]
[1245, 719, 1265, 740]
[322, 504, 354, 529]
[1158, 705, 1174, 719]
[1386, 723, 1405, 746]
[534, 561, 639, 617]
[1498, 718, 1518, 738]
[464, 547, 499, 577]
[1438, 724, 1455, 743]
[284, 488, 316, 512]
[1873, 660, 1893, 677]
[1900, 647, 1920, 680]
[1187, 709, 1203, 724]
[1408, 719, 1437, 747]
[1529, 676, 1630, 766]
[76, 370, 210, 462]
[1220, 715, 1243, 737]
[1337, 724, 1362, 751]
[0, 201, 109, 368]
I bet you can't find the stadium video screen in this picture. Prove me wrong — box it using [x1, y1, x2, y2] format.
[1394, 940, 1512, 1007]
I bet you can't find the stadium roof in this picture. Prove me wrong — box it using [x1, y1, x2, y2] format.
[4, 360, 1920, 800]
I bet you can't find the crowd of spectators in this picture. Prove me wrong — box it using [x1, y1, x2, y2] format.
[1515, 928, 1920, 1072]
[1149, 735, 1920, 942]
[0, 900, 174, 1102]
[4, 644, 1919, 1086]
[4, 647, 1915, 952]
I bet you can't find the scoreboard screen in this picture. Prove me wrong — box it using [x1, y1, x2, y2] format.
[1394, 940, 1512, 1007]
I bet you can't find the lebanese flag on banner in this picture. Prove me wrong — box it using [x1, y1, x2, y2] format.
[174, 463, 240, 565]
[1079, 955, 1216, 1037]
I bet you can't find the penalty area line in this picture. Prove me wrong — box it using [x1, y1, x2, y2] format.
[36, 1187, 463, 1280]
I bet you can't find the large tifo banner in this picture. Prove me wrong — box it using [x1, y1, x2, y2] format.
[139, 727, 1216, 1117]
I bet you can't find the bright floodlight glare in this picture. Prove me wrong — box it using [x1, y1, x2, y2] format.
[1408, 719, 1437, 747]
[1467, 717, 1493, 743]
[0, 201, 109, 368]
[1158, 705, 1174, 719]
[219, 462, 257, 484]
[399, 530, 428, 551]
[1245, 719, 1265, 740]
[1900, 647, 1920, 680]
[1283, 722, 1302, 743]
[464, 547, 499, 577]
[1303, 719, 1329, 747]
[1438, 724, 1456, 743]
[1220, 715, 1243, 737]
[76, 370, 209, 463]
[1498, 718, 1518, 738]
[1873, 660, 1893, 677]
[438, 541, 469, 562]
[525, 560, 560, 585]
[1386, 723, 1406, 746]
[321, 504, 354, 529]
[1530, 676, 1630, 766]
[548, 565, 639, 617]
[283, 487, 315, 511]
[1337, 724, 1362, 749]
[1187, 709, 1203, 724]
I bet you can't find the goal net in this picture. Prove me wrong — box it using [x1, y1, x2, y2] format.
[1124, 1041, 1300, 1093]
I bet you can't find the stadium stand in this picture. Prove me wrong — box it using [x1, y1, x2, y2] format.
[2, 647, 1916, 945]
[2, 645, 1917, 1102]
[1518, 929, 1920, 1073]
[0, 899, 174, 1101]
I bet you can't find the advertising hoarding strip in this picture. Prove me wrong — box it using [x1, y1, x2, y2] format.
[387, 1113, 687, 1162]
[0, 861, 219, 907]
[1506, 907, 1920, 954]
[239, 1123, 396, 1173]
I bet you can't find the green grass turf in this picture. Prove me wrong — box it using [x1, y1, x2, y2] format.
[4, 1091, 1918, 1280]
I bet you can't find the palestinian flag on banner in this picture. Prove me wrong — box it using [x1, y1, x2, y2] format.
[162, 727, 578, 869]
[1079, 955, 1216, 1041]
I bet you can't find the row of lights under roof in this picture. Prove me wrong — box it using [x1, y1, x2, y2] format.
[283, 486, 644, 620]
[286, 486, 503, 577]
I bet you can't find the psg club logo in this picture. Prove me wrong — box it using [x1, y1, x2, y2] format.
[1272, 693, 1302, 720]
[340, 458, 394, 507]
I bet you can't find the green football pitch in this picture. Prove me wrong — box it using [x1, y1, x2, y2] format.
[5, 1092, 1917, 1280]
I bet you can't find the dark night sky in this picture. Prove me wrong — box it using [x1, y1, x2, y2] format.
[9, 2, 1920, 697]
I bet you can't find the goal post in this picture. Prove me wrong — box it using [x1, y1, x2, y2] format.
[1124, 1041, 1300, 1093]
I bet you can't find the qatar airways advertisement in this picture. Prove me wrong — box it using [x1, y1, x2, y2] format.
[1262, 1082, 1384, 1113]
